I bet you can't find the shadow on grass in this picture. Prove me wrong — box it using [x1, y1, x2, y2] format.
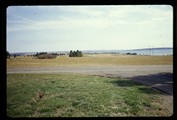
[109, 79, 162, 95]
[107, 72, 173, 95]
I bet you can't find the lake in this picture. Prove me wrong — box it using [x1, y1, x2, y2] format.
[82, 48, 173, 56]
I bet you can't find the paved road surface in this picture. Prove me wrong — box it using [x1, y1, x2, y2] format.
[7, 65, 173, 95]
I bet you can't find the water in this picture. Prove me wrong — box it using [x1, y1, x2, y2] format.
[118, 48, 173, 56]
[82, 48, 173, 56]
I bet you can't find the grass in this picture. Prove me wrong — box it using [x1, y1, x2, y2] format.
[7, 73, 172, 117]
[7, 54, 173, 67]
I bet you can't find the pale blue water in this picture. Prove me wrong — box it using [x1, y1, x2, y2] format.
[82, 48, 173, 56]
[118, 48, 173, 56]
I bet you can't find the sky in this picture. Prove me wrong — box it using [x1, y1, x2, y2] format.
[7, 5, 173, 53]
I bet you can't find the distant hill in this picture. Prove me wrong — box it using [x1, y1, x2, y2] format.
[131, 47, 172, 51]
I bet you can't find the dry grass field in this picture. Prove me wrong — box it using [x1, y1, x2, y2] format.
[7, 54, 173, 68]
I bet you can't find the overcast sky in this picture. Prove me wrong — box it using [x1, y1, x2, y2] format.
[7, 5, 173, 53]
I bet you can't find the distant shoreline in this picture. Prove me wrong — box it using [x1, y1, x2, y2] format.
[10, 47, 173, 56]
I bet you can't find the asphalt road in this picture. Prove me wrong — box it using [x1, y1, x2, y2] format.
[7, 65, 173, 95]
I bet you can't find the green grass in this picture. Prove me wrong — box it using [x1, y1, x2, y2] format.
[7, 73, 172, 117]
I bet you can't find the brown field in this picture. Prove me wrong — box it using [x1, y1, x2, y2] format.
[7, 54, 173, 68]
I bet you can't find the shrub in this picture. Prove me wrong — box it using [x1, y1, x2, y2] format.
[126, 53, 131, 55]
[132, 53, 137, 55]
[126, 53, 137, 55]
[37, 54, 57, 59]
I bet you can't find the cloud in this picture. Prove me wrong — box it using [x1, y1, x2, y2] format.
[7, 5, 172, 32]
[7, 17, 124, 32]
[64, 6, 104, 16]
[7, 5, 173, 52]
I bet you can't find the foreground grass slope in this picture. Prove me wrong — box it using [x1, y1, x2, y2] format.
[7, 73, 172, 117]
[7, 54, 173, 67]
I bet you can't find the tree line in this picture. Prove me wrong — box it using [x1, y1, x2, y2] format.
[69, 50, 83, 57]
[7, 50, 83, 58]
[34, 52, 59, 56]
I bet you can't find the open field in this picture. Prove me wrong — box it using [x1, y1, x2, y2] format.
[7, 73, 173, 117]
[7, 54, 173, 68]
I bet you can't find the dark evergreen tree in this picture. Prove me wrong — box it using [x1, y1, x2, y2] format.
[73, 51, 76, 57]
[69, 50, 83, 57]
[76, 50, 79, 57]
[69, 50, 73, 57]
[79, 51, 83, 57]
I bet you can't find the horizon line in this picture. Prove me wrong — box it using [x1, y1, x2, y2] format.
[9, 47, 173, 54]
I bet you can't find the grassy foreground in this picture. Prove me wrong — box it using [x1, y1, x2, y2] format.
[7, 54, 173, 67]
[7, 73, 172, 117]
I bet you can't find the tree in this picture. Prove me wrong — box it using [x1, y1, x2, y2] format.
[69, 50, 83, 57]
[79, 51, 83, 57]
[73, 51, 76, 57]
[76, 50, 79, 57]
[69, 50, 73, 57]
[7, 51, 10, 58]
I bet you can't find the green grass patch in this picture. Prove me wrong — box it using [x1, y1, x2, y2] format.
[7, 73, 172, 117]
